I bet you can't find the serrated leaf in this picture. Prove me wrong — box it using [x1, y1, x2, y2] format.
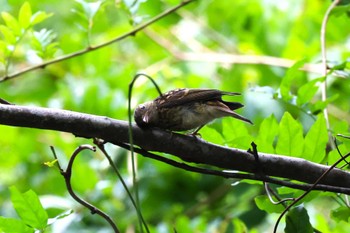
[0, 25, 16, 44]
[303, 115, 328, 162]
[31, 29, 58, 59]
[30, 11, 53, 25]
[19, 2, 32, 29]
[285, 205, 313, 233]
[331, 206, 350, 222]
[0, 217, 33, 233]
[297, 77, 325, 106]
[280, 59, 307, 102]
[9, 186, 48, 230]
[276, 112, 304, 157]
[254, 195, 284, 213]
[1, 12, 21, 36]
[255, 114, 278, 153]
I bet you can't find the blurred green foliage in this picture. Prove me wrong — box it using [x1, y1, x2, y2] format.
[0, 0, 350, 232]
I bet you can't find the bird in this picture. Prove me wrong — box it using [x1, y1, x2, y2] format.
[134, 88, 252, 134]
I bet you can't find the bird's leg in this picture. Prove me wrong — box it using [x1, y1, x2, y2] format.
[187, 124, 205, 137]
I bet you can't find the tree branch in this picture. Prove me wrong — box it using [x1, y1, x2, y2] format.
[0, 0, 195, 82]
[1, 104, 350, 194]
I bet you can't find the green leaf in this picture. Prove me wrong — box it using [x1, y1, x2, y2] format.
[255, 114, 279, 153]
[276, 112, 304, 157]
[123, 0, 146, 16]
[43, 159, 58, 167]
[19, 2, 32, 29]
[47, 209, 74, 225]
[9, 186, 48, 230]
[328, 144, 349, 168]
[31, 29, 58, 59]
[254, 195, 284, 213]
[297, 77, 325, 106]
[310, 94, 339, 114]
[303, 115, 328, 162]
[279, 59, 307, 102]
[1, 12, 21, 36]
[0, 217, 33, 233]
[0, 25, 17, 44]
[222, 118, 253, 149]
[30, 11, 53, 25]
[75, 0, 103, 21]
[330, 4, 350, 17]
[227, 218, 248, 233]
[331, 206, 350, 222]
[285, 205, 313, 233]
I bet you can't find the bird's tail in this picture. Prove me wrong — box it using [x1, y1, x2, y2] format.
[221, 101, 253, 124]
[229, 111, 253, 124]
[222, 101, 244, 110]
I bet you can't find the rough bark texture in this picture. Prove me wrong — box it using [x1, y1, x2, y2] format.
[1, 104, 350, 193]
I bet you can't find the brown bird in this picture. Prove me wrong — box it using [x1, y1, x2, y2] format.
[134, 88, 252, 133]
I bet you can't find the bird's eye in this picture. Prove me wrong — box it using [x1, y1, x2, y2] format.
[140, 105, 146, 110]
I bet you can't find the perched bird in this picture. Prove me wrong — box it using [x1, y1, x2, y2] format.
[134, 88, 252, 133]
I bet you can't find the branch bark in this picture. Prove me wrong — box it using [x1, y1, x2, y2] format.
[1, 104, 350, 194]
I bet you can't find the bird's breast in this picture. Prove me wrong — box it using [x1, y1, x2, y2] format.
[157, 102, 218, 131]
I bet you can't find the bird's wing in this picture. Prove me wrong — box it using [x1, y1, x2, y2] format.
[157, 88, 241, 108]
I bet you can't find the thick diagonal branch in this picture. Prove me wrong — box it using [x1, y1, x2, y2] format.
[1, 104, 350, 193]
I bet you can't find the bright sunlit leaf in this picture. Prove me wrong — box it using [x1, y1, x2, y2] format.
[43, 159, 58, 167]
[303, 115, 328, 162]
[0, 217, 33, 233]
[276, 112, 304, 157]
[1, 12, 21, 36]
[9, 186, 48, 230]
[19, 2, 32, 29]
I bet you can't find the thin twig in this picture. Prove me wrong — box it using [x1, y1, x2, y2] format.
[113, 141, 350, 194]
[127, 73, 162, 233]
[320, 0, 340, 138]
[93, 138, 150, 233]
[334, 136, 350, 168]
[144, 27, 331, 75]
[264, 183, 294, 206]
[273, 138, 349, 233]
[0, 0, 195, 82]
[51, 145, 120, 233]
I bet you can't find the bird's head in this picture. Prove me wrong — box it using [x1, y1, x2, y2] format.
[134, 101, 157, 127]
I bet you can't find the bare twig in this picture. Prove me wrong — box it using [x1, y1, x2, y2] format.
[51, 145, 120, 233]
[273, 138, 349, 233]
[320, 0, 340, 135]
[264, 183, 293, 206]
[144, 28, 330, 75]
[0, 0, 195, 82]
[114, 141, 350, 194]
[94, 138, 150, 233]
[127, 73, 162, 232]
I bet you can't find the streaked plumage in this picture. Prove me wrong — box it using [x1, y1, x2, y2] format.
[134, 88, 252, 132]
